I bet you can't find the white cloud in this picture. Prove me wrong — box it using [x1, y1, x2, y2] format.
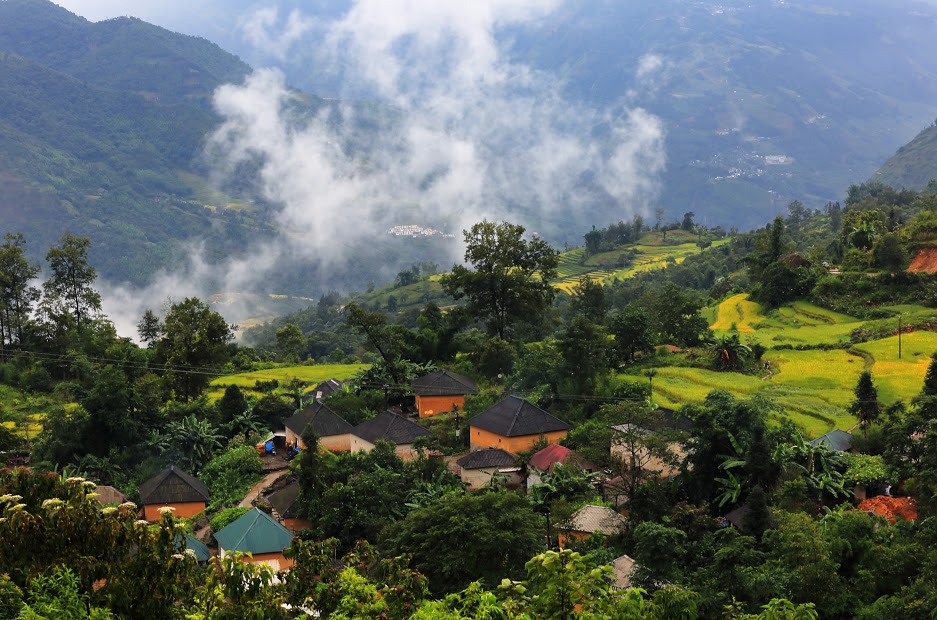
[238, 7, 318, 60]
[636, 53, 664, 79]
[94, 0, 668, 333]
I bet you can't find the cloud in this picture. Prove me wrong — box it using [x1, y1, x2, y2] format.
[636, 53, 664, 79]
[100, 0, 668, 335]
[207, 0, 666, 258]
[238, 7, 319, 60]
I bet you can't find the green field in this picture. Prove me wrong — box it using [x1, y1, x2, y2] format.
[553, 233, 729, 293]
[625, 301, 937, 437]
[207, 363, 368, 401]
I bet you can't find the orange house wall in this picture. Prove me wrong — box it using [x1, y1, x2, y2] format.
[143, 501, 205, 523]
[558, 530, 589, 549]
[289, 430, 351, 452]
[469, 427, 567, 453]
[416, 394, 466, 418]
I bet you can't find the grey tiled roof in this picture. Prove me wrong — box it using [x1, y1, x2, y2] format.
[353, 410, 431, 445]
[565, 505, 627, 535]
[284, 402, 354, 438]
[808, 429, 853, 452]
[468, 395, 569, 437]
[456, 448, 517, 469]
[138, 466, 209, 505]
[266, 482, 301, 519]
[412, 369, 479, 396]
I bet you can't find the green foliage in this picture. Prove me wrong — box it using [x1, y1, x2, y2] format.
[382, 491, 543, 595]
[843, 453, 892, 486]
[155, 298, 234, 402]
[441, 220, 559, 341]
[199, 445, 262, 512]
[209, 506, 250, 533]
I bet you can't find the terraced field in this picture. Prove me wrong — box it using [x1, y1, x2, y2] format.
[553, 236, 729, 293]
[625, 299, 937, 436]
[207, 363, 369, 401]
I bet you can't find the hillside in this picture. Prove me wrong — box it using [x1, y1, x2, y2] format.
[872, 123, 937, 190]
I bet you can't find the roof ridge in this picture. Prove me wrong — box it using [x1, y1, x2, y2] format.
[505, 396, 524, 437]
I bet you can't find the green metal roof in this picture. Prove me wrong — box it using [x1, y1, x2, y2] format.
[213, 508, 294, 555]
[175, 533, 211, 562]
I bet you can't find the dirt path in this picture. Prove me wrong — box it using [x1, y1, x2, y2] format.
[239, 469, 288, 508]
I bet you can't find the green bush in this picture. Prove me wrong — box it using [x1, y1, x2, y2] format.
[199, 445, 262, 512]
[210, 506, 250, 533]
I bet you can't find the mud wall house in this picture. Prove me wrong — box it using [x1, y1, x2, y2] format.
[558, 505, 627, 548]
[609, 408, 693, 479]
[526, 444, 597, 489]
[350, 410, 432, 460]
[468, 395, 570, 453]
[411, 369, 479, 418]
[284, 402, 354, 453]
[138, 466, 210, 523]
[455, 448, 520, 490]
[214, 507, 296, 571]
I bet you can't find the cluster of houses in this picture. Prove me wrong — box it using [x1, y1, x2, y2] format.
[116, 370, 711, 582]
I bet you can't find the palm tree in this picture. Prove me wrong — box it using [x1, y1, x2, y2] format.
[712, 334, 751, 371]
[167, 415, 223, 471]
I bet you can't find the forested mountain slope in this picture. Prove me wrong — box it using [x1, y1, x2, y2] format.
[872, 122, 937, 190]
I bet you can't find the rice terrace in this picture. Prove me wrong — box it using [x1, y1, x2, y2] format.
[634, 293, 937, 436]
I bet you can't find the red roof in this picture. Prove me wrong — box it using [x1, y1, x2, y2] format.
[529, 444, 595, 473]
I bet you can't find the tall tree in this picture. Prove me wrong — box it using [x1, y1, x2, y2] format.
[440, 220, 558, 340]
[570, 276, 607, 324]
[850, 370, 881, 432]
[42, 233, 101, 333]
[608, 304, 655, 365]
[0, 233, 40, 350]
[137, 309, 161, 348]
[155, 297, 234, 402]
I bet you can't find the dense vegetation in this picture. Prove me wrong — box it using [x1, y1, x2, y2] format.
[6, 173, 937, 617]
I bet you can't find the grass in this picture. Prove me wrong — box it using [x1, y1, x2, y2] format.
[207, 363, 368, 401]
[553, 235, 730, 293]
[0, 384, 57, 439]
[629, 313, 937, 437]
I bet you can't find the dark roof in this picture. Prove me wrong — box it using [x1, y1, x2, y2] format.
[610, 407, 693, 435]
[468, 396, 570, 437]
[456, 448, 517, 470]
[138, 466, 209, 505]
[311, 379, 344, 401]
[808, 429, 853, 452]
[412, 369, 479, 396]
[266, 482, 301, 519]
[284, 402, 354, 438]
[352, 410, 432, 445]
[214, 508, 294, 555]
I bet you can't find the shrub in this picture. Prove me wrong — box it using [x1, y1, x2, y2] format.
[210, 506, 250, 533]
[200, 445, 263, 512]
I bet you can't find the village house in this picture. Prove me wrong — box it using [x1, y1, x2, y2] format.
[265, 481, 312, 533]
[138, 466, 210, 523]
[808, 429, 853, 452]
[283, 401, 355, 453]
[559, 505, 627, 548]
[306, 378, 344, 404]
[468, 395, 570, 452]
[610, 407, 693, 479]
[214, 507, 296, 571]
[411, 369, 479, 418]
[526, 444, 597, 488]
[455, 448, 521, 490]
[350, 410, 432, 460]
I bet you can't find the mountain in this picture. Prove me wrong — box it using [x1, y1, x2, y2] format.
[872, 122, 937, 190]
[505, 0, 937, 229]
[0, 0, 266, 284]
[206, 0, 937, 231]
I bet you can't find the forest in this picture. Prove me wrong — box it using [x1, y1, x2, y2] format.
[4, 181, 937, 618]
